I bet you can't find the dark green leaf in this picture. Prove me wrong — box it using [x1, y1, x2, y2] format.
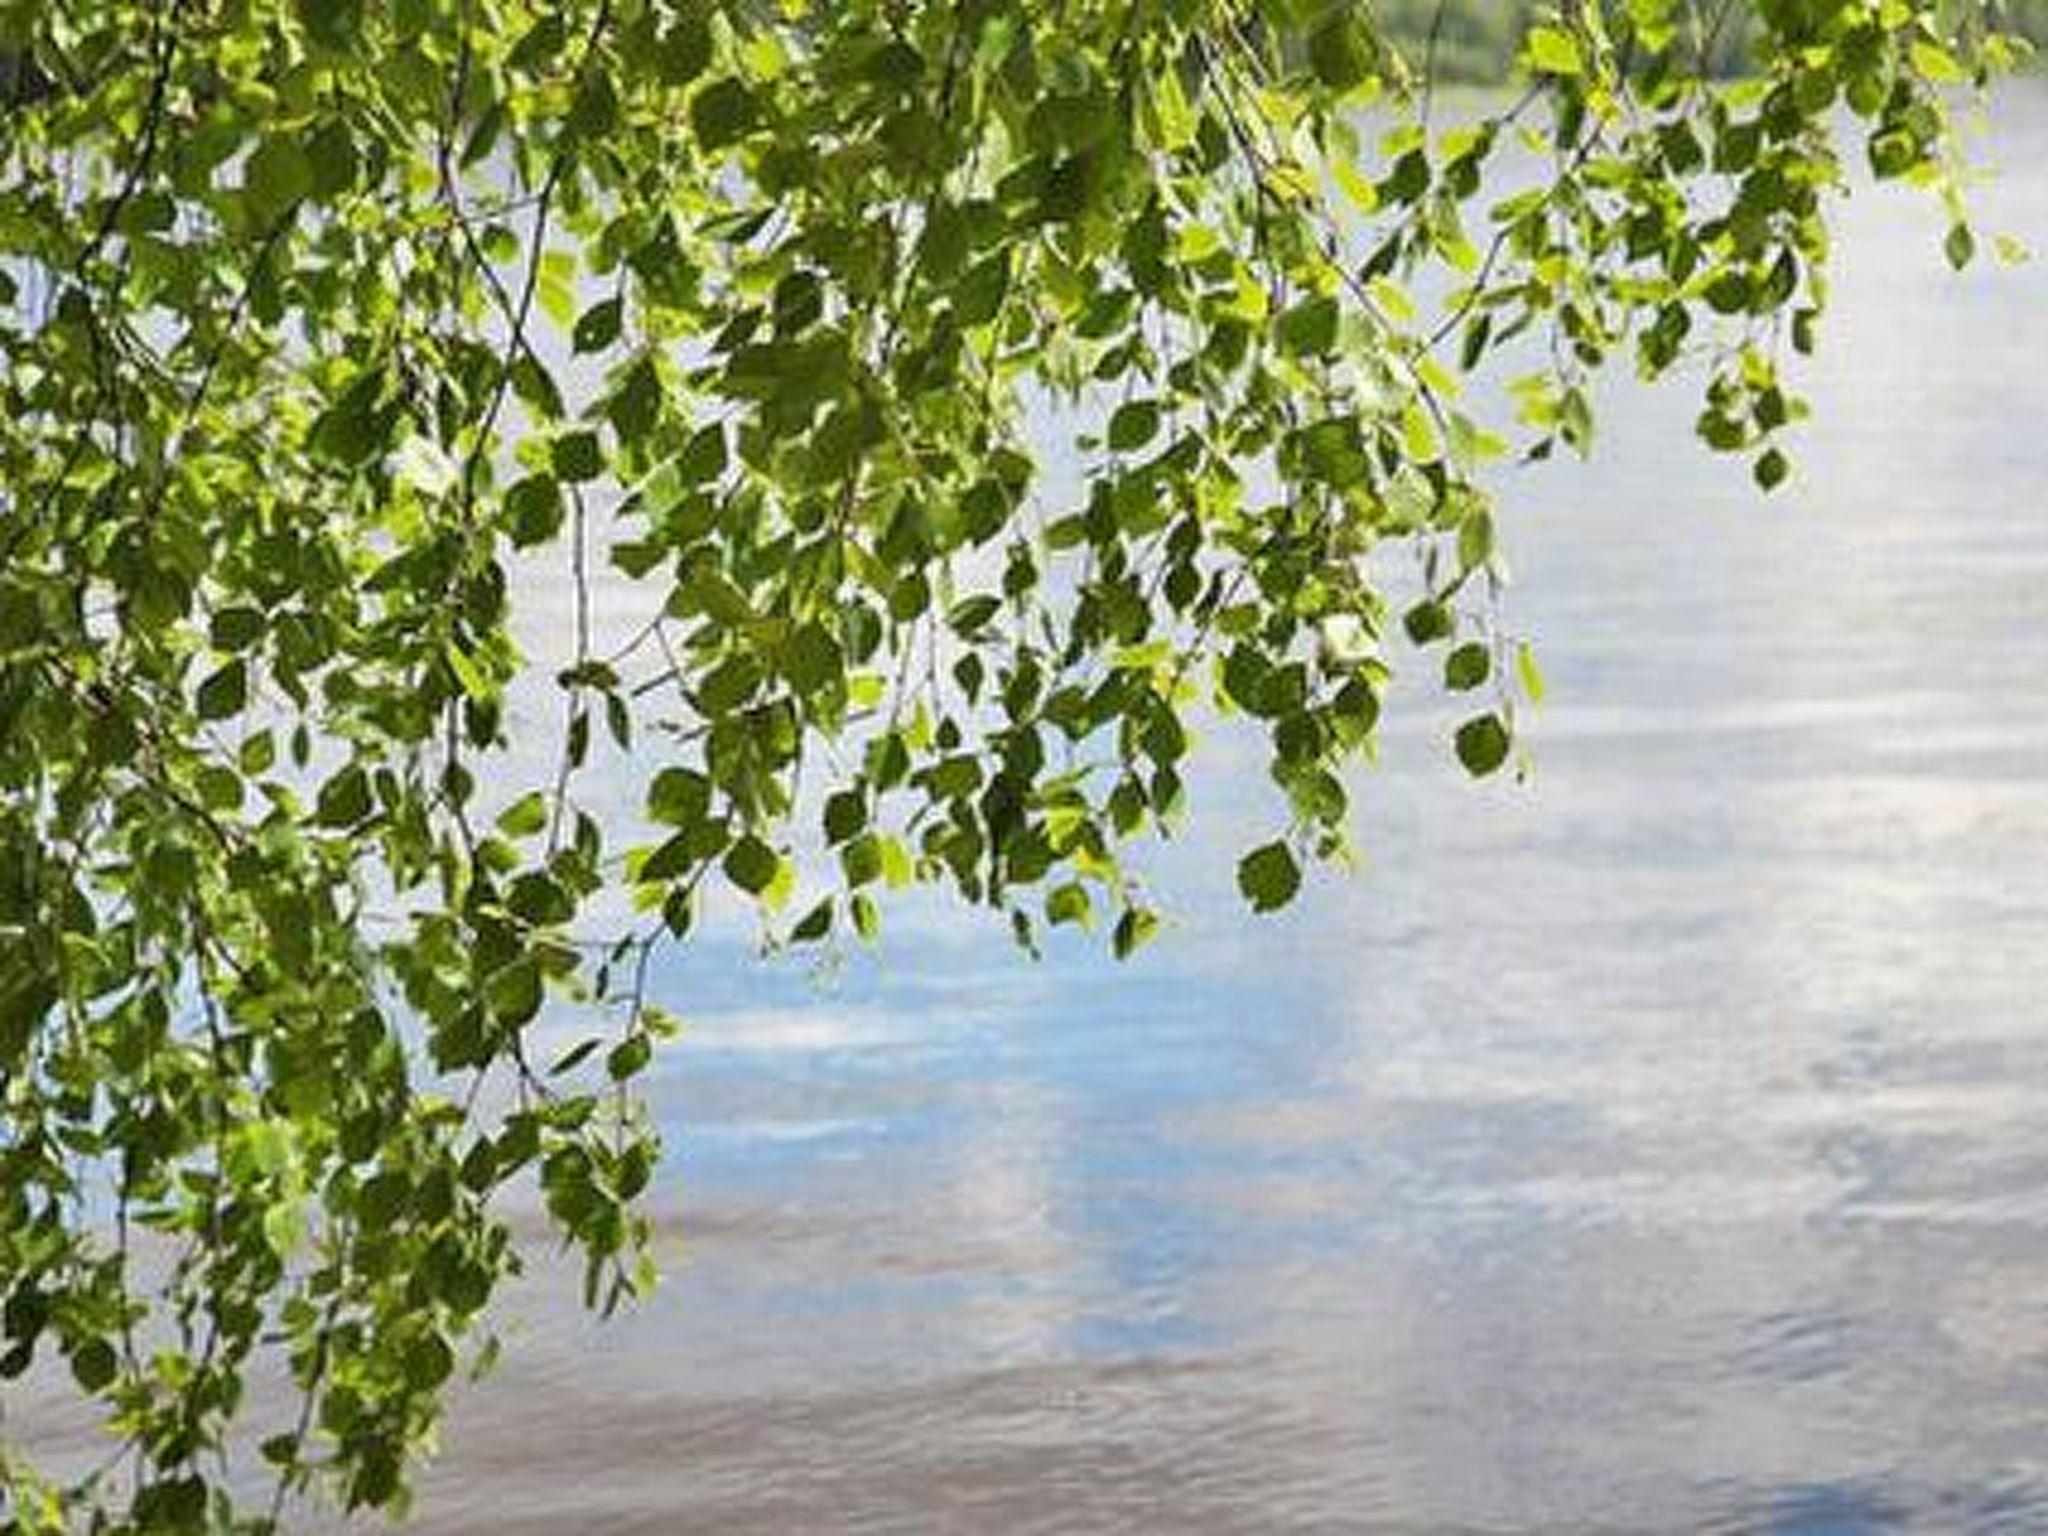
[1236, 841, 1301, 913]
[1455, 714, 1512, 777]
[1444, 642, 1490, 692]
[722, 834, 780, 895]
[1107, 399, 1161, 453]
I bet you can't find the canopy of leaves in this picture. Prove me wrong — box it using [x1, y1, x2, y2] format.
[0, 0, 2024, 1526]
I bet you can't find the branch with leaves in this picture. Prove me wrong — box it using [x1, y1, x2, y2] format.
[0, 0, 2027, 1526]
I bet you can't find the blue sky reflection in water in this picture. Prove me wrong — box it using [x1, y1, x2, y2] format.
[398, 92, 2048, 1534]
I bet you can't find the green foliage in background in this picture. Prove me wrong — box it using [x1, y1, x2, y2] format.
[0, 0, 2027, 1526]
[1373, 0, 2048, 81]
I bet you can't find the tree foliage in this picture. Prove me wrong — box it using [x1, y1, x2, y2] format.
[0, 0, 2026, 1525]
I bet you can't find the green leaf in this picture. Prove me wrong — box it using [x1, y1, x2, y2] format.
[304, 121, 360, 199]
[647, 768, 710, 827]
[1515, 642, 1547, 705]
[210, 606, 265, 651]
[722, 834, 781, 896]
[851, 892, 880, 942]
[405, 1331, 455, 1391]
[1911, 39, 1967, 85]
[1046, 882, 1093, 928]
[1526, 26, 1583, 76]
[308, 368, 389, 465]
[262, 1199, 306, 1259]
[508, 871, 573, 926]
[790, 897, 833, 942]
[316, 765, 372, 827]
[606, 1034, 651, 1082]
[608, 358, 664, 445]
[691, 78, 757, 151]
[675, 559, 756, 626]
[298, 0, 363, 51]
[1308, 9, 1376, 92]
[1945, 223, 1976, 271]
[1111, 905, 1161, 959]
[948, 595, 1001, 636]
[244, 136, 312, 218]
[1107, 399, 1161, 452]
[486, 955, 544, 1025]
[1404, 601, 1454, 646]
[513, 354, 566, 420]
[656, 14, 712, 83]
[823, 790, 866, 844]
[782, 622, 844, 695]
[640, 829, 700, 883]
[538, 251, 579, 328]
[1278, 293, 1339, 359]
[574, 296, 623, 354]
[196, 658, 248, 720]
[550, 1037, 603, 1076]
[552, 431, 603, 483]
[1444, 642, 1491, 692]
[70, 1337, 117, 1393]
[1455, 714, 1512, 777]
[506, 475, 565, 547]
[676, 424, 727, 485]
[1236, 841, 1301, 913]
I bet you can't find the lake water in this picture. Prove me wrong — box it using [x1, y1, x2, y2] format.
[23, 93, 2048, 1533]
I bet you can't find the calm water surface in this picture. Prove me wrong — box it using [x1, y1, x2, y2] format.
[378, 91, 2045, 1531]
